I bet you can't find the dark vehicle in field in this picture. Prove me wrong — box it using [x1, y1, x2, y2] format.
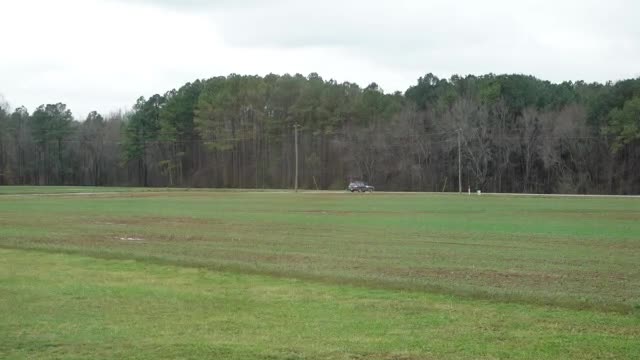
[348, 181, 374, 192]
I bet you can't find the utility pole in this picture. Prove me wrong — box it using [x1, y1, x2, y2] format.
[294, 124, 300, 192]
[457, 128, 462, 194]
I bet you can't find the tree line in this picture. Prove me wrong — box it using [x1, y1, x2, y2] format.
[1, 73, 639, 193]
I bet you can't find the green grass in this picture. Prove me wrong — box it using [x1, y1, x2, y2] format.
[0, 185, 142, 195]
[1, 249, 639, 359]
[0, 186, 639, 358]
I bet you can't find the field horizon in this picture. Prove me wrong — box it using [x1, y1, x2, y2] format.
[2, 185, 640, 197]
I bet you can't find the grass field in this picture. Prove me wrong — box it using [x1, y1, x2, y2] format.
[1, 186, 639, 359]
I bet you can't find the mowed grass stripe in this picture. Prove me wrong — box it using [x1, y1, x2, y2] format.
[1, 249, 639, 360]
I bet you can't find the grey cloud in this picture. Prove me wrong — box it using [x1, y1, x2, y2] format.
[5, 0, 640, 117]
[203, 0, 639, 82]
[116, 0, 285, 11]
[110, 0, 640, 82]
[111, 0, 640, 55]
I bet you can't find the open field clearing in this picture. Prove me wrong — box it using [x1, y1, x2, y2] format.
[2, 248, 639, 360]
[1, 186, 639, 358]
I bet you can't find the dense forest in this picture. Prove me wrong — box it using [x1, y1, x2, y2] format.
[1, 73, 639, 193]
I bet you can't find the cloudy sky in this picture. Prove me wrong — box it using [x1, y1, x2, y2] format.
[1, 0, 639, 118]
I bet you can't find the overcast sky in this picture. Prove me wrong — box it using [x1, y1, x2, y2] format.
[1, 0, 639, 119]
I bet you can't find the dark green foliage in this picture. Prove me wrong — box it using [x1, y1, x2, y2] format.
[30, 103, 74, 146]
[607, 96, 640, 152]
[29, 103, 75, 184]
[123, 95, 165, 186]
[1, 74, 639, 193]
